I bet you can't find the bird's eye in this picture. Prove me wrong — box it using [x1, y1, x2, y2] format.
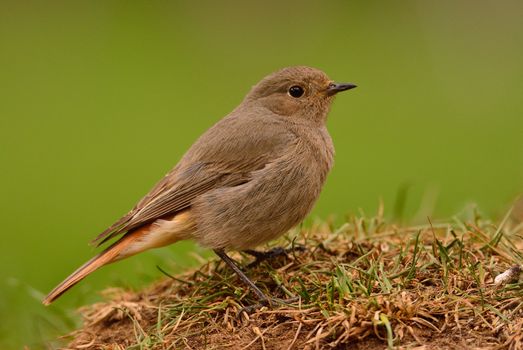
[288, 85, 304, 98]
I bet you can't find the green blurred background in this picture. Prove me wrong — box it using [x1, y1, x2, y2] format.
[1, 1, 522, 348]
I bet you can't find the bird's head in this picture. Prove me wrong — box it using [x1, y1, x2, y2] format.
[244, 66, 356, 124]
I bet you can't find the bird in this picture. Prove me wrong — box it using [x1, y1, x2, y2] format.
[42, 66, 356, 305]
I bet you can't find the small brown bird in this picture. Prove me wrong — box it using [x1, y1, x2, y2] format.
[43, 66, 356, 305]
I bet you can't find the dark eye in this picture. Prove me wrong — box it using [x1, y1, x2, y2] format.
[288, 85, 304, 98]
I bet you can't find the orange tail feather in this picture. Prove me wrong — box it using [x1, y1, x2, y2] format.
[43, 211, 194, 305]
[42, 228, 147, 305]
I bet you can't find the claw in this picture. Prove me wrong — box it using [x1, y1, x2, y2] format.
[244, 245, 306, 268]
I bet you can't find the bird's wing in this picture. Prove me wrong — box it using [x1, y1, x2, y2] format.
[92, 162, 252, 246]
[92, 113, 295, 246]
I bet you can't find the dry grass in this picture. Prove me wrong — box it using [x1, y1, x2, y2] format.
[60, 208, 523, 349]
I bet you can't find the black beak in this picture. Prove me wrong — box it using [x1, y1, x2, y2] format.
[327, 82, 357, 95]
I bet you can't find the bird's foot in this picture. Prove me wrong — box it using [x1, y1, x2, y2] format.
[244, 245, 306, 268]
[214, 248, 302, 319]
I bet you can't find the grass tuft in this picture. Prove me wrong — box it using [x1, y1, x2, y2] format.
[61, 211, 523, 349]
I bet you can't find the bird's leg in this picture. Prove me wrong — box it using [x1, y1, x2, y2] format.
[214, 249, 301, 316]
[244, 245, 306, 268]
[214, 249, 270, 303]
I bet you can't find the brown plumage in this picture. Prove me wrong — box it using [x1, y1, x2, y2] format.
[43, 66, 356, 305]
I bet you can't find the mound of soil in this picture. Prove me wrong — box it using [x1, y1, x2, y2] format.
[63, 214, 523, 349]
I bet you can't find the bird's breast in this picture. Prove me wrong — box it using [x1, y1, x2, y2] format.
[192, 126, 335, 251]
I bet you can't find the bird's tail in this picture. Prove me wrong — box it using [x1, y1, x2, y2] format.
[42, 211, 194, 305]
[42, 227, 149, 305]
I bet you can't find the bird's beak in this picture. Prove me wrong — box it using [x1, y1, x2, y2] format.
[326, 82, 357, 95]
